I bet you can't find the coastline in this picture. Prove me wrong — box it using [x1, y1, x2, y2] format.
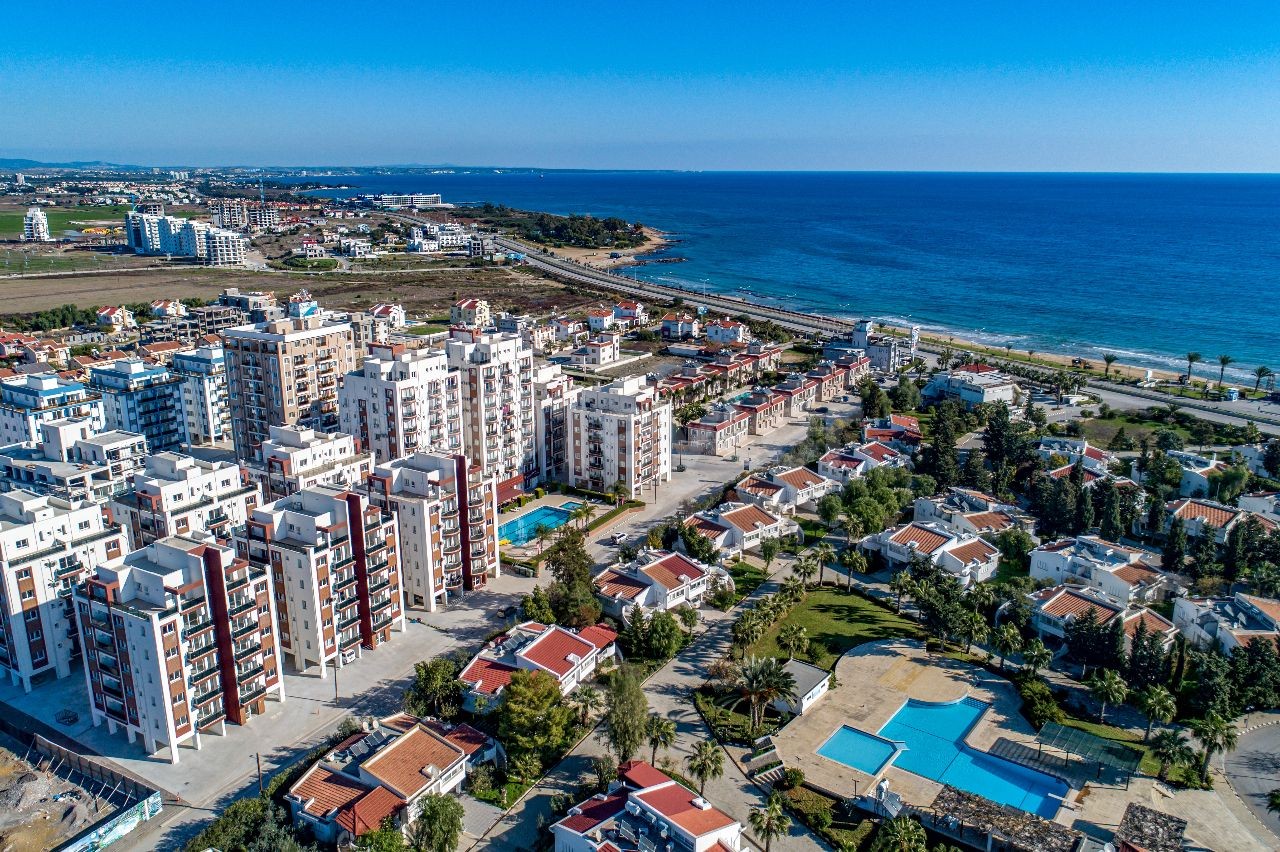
[519, 225, 674, 271]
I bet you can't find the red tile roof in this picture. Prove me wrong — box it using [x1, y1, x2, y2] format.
[857, 442, 900, 463]
[1122, 609, 1175, 639]
[362, 725, 466, 799]
[557, 791, 628, 834]
[292, 765, 369, 818]
[720, 504, 783, 533]
[577, 624, 619, 651]
[520, 627, 596, 677]
[1170, 499, 1239, 528]
[1034, 587, 1121, 622]
[774, 467, 826, 490]
[594, 568, 648, 601]
[422, 720, 491, 757]
[641, 552, 708, 590]
[736, 475, 784, 496]
[684, 515, 730, 539]
[964, 511, 1015, 532]
[948, 539, 998, 565]
[889, 523, 951, 554]
[1239, 593, 1280, 624]
[1114, 563, 1163, 587]
[336, 786, 404, 837]
[618, 760, 673, 790]
[460, 657, 518, 695]
[635, 783, 737, 836]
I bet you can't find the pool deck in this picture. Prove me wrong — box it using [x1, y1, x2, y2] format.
[772, 639, 1073, 816]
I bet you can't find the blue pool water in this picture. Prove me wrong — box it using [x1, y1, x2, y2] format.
[818, 697, 1068, 818]
[498, 502, 583, 546]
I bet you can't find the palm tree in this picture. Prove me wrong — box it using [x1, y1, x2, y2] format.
[792, 554, 818, 589]
[873, 815, 928, 852]
[1087, 669, 1128, 725]
[1150, 729, 1195, 782]
[578, 503, 598, 530]
[842, 549, 866, 591]
[841, 511, 863, 550]
[1137, 684, 1177, 742]
[1022, 637, 1053, 677]
[1217, 354, 1234, 389]
[777, 624, 809, 659]
[993, 623, 1022, 671]
[1185, 352, 1202, 391]
[813, 541, 836, 586]
[686, 741, 725, 795]
[1189, 711, 1238, 782]
[735, 656, 797, 731]
[966, 582, 995, 616]
[889, 571, 914, 614]
[1267, 788, 1280, 816]
[779, 575, 806, 603]
[961, 611, 988, 655]
[608, 480, 629, 507]
[731, 611, 765, 658]
[646, 714, 678, 764]
[573, 685, 603, 726]
[1102, 353, 1117, 379]
[534, 522, 553, 555]
[1254, 365, 1273, 393]
[748, 793, 792, 852]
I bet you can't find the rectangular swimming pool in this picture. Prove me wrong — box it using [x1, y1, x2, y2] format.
[498, 501, 584, 546]
[816, 696, 1068, 818]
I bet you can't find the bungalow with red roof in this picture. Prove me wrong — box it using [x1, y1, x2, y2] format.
[551, 759, 744, 852]
[1036, 437, 1115, 476]
[613, 300, 647, 327]
[913, 486, 1035, 540]
[660, 312, 700, 340]
[1030, 536, 1174, 605]
[1173, 591, 1280, 653]
[1029, 585, 1177, 651]
[1165, 497, 1277, 543]
[1164, 450, 1233, 498]
[0, 333, 39, 358]
[150, 299, 188, 319]
[286, 713, 484, 846]
[705, 317, 750, 345]
[369, 303, 407, 328]
[450, 298, 491, 329]
[817, 447, 866, 484]
[554, 315, 589, 343]
[685, 502, 798, 558]
[137, 339, 191, 365]
[683, 402, 750, 457]
[587, 307, 617, 332]
[96, 306, 136, 332]
[458, 620, 618, 710]
[862, 414, 924, 451]
[593, 550, 723, 618]
[735, 465, 839, 514]
[851, 440, 911, 471]
[862, 521, 1000, 587]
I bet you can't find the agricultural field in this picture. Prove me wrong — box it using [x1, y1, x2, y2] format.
[0, 204, 133, 239]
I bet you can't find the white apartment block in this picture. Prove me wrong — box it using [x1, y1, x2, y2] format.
[569, 375, 671, 498]
[533, 363, 579, 482]
[339, 343, 462, 465]
[450, 298, 491, 329]
[172, 345, 231, 446]
[368, 451, 501, 609]
[204, 228, 250, 267]
[247, 425, 373, 502]
[111, 453, 260, 549]
[73, 535, 285, 763]
[0, 418, 147, 502]
[445, 329, 537, 499]
[22, 207, 51, 242]
[0, 373, 104, 445]
[235, 487, 404, 677]
[0, 491, 126, 691]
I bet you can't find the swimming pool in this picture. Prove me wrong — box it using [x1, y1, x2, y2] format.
[817, 697, 1068, 818]
[498, 502, 583, 546]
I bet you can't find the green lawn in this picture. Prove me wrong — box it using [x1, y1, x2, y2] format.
[0, 249, 143, 274]
[402, 324, 448, 335]
[1078, 414, 1190, 449]
[750, 587, 923, 669]
[0, 204, 132, 238]
[728, 560, 767, 599]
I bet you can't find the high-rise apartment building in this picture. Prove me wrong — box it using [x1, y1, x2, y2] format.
[0, 373, 104, 445]
[532, 363, 579, 482]
[0, 491, 126, 691]
[111, 452, 260, 548]
[234, 487, 403, 677]
[0, 418, 147, 502]
[73, 534, 285, 763]
[445, 329, 537, 500]
[172, 345, 231, 446]
[339, 343, 462, 465]
[204, 228, 250, 267]
[89, 358, 185, 454]
[223, 294, 355, 462]
[368, 451, 499, 608]
[569, 375, 672, 498]
[22, 207, 51, 242]
[246, 425, 372, 502]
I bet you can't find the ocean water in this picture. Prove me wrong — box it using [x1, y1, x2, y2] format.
[290, 171, 1280, 378]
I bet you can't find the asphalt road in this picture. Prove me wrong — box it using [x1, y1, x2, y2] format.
[1224, 724, 1280, 840]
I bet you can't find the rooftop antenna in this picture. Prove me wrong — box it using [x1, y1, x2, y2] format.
[258, 176, 266, 207]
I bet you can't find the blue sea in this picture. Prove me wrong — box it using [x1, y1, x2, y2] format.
[288, 171, 1280, 379]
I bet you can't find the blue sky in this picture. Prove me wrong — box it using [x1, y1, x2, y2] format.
[3, 1, 1278, 171]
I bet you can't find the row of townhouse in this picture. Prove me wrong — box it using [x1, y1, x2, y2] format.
[683, 502, 800, 560]
[817, 440, 911, 483]
[593, 550, 723, 619]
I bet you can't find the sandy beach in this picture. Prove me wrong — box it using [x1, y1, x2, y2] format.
[914, 330, 1182, 382]
[551, 225, 673, 270]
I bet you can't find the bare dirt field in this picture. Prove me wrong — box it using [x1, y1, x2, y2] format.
[0, 737, 96, 852]
[0, 264, 601, 319]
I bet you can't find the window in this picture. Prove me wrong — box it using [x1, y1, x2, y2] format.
[16, 569, 30, 580]
[20, 590, 33, 601]
[25, 609, 39, 621]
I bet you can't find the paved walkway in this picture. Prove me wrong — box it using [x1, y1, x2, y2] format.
[476, 555, 827, 851]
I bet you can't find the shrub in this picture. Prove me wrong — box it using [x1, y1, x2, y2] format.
[777, 767, 806, 790]
[1016, 675, 1065, 729]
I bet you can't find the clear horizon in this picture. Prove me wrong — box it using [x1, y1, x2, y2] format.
[3, 1, 1279, 172]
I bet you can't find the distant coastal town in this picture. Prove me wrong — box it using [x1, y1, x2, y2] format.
[0, 165, 1279, 852]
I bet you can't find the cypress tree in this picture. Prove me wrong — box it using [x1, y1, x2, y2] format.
[1162, 516, 1187, 572]
[1100, 486, 1124, 542]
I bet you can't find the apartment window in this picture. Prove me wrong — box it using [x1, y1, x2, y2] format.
[78, 520, 91, 530]
[162, 623, 175, 635]
[32, 650, 45, 664]
[13, 539, 27, 549]
[16, 569, 30, 580]
[29, 629, 41, 641]
[165, 646, 178, 659]
[170, 669, 181, 682]
[20, 590, 33, 601]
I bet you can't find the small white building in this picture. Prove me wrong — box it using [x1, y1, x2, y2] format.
[586, 308, 616, 332]
[734, 465, 839, 515]
[923, 365, 1019, 409]
[458, 621, 618, 711]
[684, 502, 798, 558]
[593, 550, 721, 618]
[772, 659, 830, 716]
[660, 312, 700, 340]
[862, 521, 1000, 587]
[450, 298, 491, 328]
[1172, 592, 1280, 653]
[705, 318, 751, 345]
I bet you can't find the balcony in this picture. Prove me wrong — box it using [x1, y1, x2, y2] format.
[228, 596, 257, 618]
[236, 662, 265, 684]
[232, 618, 260, 640]
[367, 576, 391, 596]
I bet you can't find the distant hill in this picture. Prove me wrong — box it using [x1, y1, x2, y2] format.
[0, 158, 146, 170]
